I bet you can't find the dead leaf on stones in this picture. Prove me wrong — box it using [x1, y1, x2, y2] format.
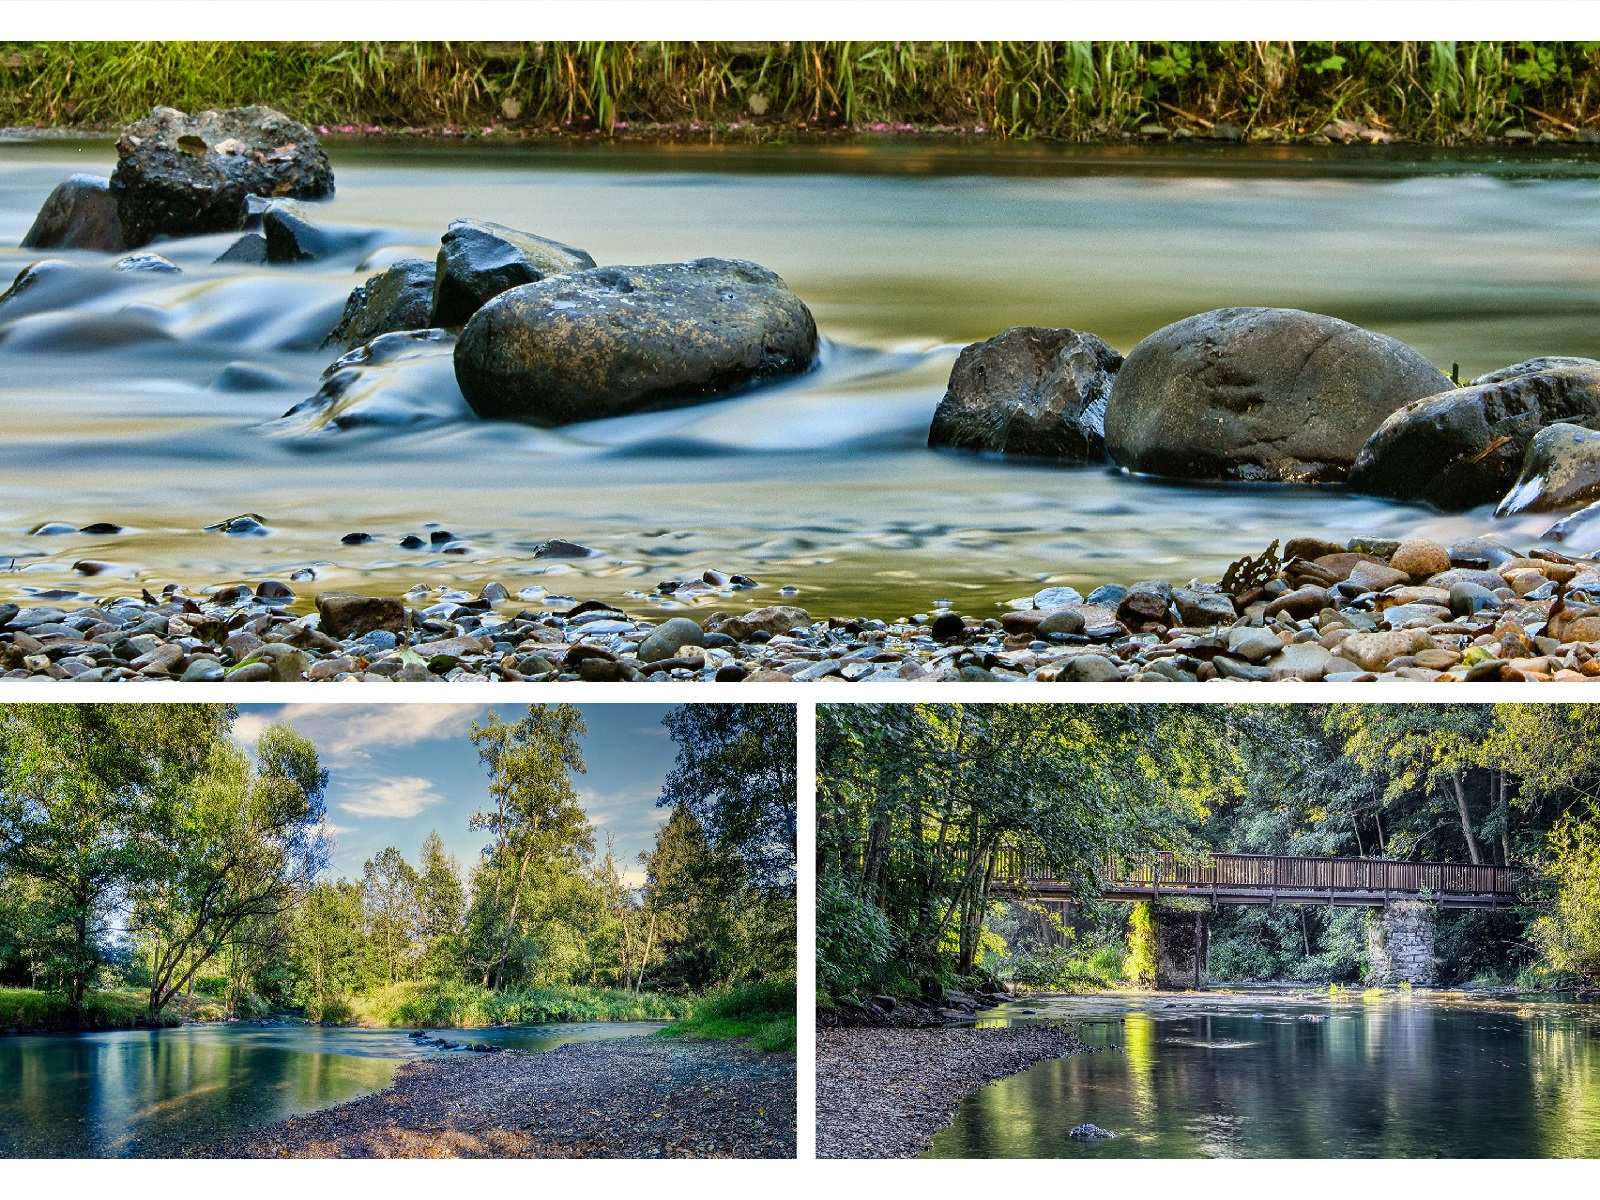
[176, 134, 208, 155]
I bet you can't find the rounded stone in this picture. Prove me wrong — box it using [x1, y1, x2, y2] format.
[315, 591, 405, 639]
[930, 612, 967, 643]
[430, 218, 596, 327]
[638, 617, 707, 663]
[1056, 654, 1124, 682]
[1389, 539, 1452, 579]
[21, 174, 124, 252]
[1036, 608, 1086, 637]
[1104, 307, 1451, 483]
[453, 259, 819, 425]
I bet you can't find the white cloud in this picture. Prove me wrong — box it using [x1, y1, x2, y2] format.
[237, 705, 482, 768]
[338, 776, 448, 819]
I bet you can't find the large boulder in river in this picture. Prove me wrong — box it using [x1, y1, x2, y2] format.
[21, 174, 124, 252]
[929, 326, 1122, 462]
[1348, 360, 1600, 510]
[324, 259, 435, 349]
[1104, 307, 1451, 483]
[110, 106, 334, 248]
[453, 259, 819, 425]
[429, 219, 595, 327]
[1495, 422, 1600, 516]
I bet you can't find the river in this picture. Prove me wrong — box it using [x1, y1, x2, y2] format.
[0, 1020, 661, 1157]
[4, 138, 1600, 619]
[925, 988, 1600, 1158]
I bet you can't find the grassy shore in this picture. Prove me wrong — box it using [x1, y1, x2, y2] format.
[0, 985, 209, 1031]
[343, 980, 690, 1028]
[661, 978, 797, 1053]
[2, 42, 1600, 145]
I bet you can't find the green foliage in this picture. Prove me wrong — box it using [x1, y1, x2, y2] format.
[815, 872, 896, 997]
[0, 986, 192, 1031]
[348, 979, 687, 1027]
[1124, 902, 1156, 986]
[1531, 805, 1600, 985]
[660, 977, 797, 1052]
[4, 42, 1599, 143]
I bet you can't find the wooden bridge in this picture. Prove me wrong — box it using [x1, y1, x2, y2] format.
[993, 850, 1523, 910]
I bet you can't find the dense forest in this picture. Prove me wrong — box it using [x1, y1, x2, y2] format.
[1, 703, 796, 1049]
[817, 704, 1600, 1005]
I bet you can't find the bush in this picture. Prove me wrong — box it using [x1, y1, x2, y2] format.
[816, 873, 895, 998]
[347, 980, 689, 1028]
[660, 976, 797, 1052]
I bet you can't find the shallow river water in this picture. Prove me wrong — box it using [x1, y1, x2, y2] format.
[6, 138, 1600, 618]
[0, 1020, 660, 1157]
[926, 988, 1600, 1158]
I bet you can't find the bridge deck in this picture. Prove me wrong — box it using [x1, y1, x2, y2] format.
[994, 851, 1522, 910]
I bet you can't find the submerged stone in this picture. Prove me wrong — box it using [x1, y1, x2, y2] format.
[1496, 422, 1600, 516]
[324, 258, 436, 349]
[21, 174, 125, 252]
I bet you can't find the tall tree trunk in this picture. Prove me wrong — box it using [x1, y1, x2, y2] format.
[1498, 769, 1512, 865]
[1451, 770, 1483, 865]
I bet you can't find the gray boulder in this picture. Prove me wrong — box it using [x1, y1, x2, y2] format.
[260, 203, 373, 263]
[21, 174, 125, 252]
[454, 258, 819, 425]
[1104, 307, 1451, 483]
[1496, 422, 1600, 516]
[110, 106, 334, 248]
[1349, 360, 1600, 510]
[324, 259, 435, 349]
[429, 218, 595, 327]
[928, 326, 1122, 461]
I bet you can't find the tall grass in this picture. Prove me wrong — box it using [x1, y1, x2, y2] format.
[2, 42, 1599, 142]
[0, 986, 191, 1031]
[659, 977, 796, 1052]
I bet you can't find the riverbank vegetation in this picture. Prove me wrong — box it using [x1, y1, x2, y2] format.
[5, 42, 1600, 144]
[2, 703, 797, 1044]
[817, 704, 1600, 1008]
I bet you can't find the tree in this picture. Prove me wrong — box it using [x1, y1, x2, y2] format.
[288, 879, 366, 1020]
[416, 830, 465, 979]
[132, 723, 330, 1017]
[0, 704, 233, 1024]
[595, 833, 655, 994]
[468, 706, 592, 990]
[362, 846, 421, 986]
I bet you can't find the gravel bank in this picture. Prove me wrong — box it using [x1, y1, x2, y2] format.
[195, 1035, 795, 1159]
[816, 1025, 1087, 1158]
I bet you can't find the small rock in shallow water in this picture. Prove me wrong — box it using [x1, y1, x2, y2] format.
[205, 514, 269, 536]
[315, 591, 405, 639]
[21, 174, 124, 252]
[113, 253, 180, 273]
[214, 233, 268, 264]
[536, 538, 595, 558]
[930, 612, 966, 643]
[29, 522, 77, 536]
[340, 532, 374, 545]
[1069, 1125, 1116, 1141]
[400, 534, 426, 549]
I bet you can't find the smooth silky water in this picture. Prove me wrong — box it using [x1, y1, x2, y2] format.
[925, 990, 1600, 1158]
[6, 138, 1600, 619]
[0, 1020, 660, 1157]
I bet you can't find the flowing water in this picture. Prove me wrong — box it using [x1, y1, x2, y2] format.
[0, 1019, 661, 1157]
[6, 137, 1600, 619]
[926, 989, 1600, 1158]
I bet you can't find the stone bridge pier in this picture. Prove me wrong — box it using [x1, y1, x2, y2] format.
[1152, 903, 1210, 990]
[1365, 900, 1437, 985]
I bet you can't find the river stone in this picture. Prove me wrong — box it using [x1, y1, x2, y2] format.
[454, 259, 819, 425]
[1473, 356, 1600, 385]
[1348, 361, 1600, 510]
[1338, 629, 1437, 673]
[1172, 588, 1237, 626]
[1495, 422, 1600, 516]
[430, 218, 596, 327]
[114, 253, 180, 273]
[1347, 560, 1409, 593]
[325, 258, 436, 350]
[260, 203, 370, 263]
[1036, 608, 1086, 637]
[928, 326, 1122, 461]
[1056, 653, 1124, 682]
[1103, 307, 1451, 483]
[1227, 626, 1285, 662]
[110, 106, 334, 247]
[1267, 641, 1332, 681]
[21, 174, 125, 252]
[1390, 539, 1451, 579]
[638, 617, 707, 663]
[1032, 585, 1085, 608]
[707, 605, 811, 641]
[314, 591, 405, 639]
[215, 233, 269, 264]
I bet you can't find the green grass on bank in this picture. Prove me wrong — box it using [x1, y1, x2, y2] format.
[344, 979, 690, 1029]
[2, 42, 1600, 145]
[0, 986, 200, 1031]
[660, 977, 797, 1053]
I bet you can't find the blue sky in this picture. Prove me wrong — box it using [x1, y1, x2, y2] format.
[234, 704, 681, 886]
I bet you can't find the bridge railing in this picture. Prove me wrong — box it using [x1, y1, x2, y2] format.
[993, 849, 1521, 898]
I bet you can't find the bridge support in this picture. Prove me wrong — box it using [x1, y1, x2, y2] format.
[1128, 901, 1209, 989]
[1365, 900, 1437, 985]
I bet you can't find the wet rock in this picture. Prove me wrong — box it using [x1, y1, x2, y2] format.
[535, 538, 595, 559]
[453, 259, 819, 425]
[260, 202, 371, 263]
[212, 362, 296, 391]
[0, 259, 76, 313]
[1036, 609, 1086, 637]
[1496, 422, 1600, 516]
[1070, 1125, 1116, 1141]
[273, 328, 465, 435]
[930, 612, 967, 642]
[1448, 538, 1519, 569]
[324, 258, 435, 350]
[314, 591, 405, 639]
[214, 233, 268, 264]
[111, 105, 334, 247]
[1473, 356, 1600, 385]
[1389, 539, 1452, 579]
[205, 514, 269, 536]
[638, 617, 707, 663]
[430, 218, 596, 327]
[21, 174, 124, 252]
[1349, 361, 1600, 510]
[928, 326, 1122, 461]
[1104, 307, 1450, 483]
[1055, 654, 1123, 682]
[708, 605, 811, 641]
[113, 253, 180, 273]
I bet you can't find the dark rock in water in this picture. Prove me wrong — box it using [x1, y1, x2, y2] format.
[324, 258, 434, 350]
[1104, 307, 1451, 483]
[455, 259, 819, 425]
[341, 532, 374, 545]
[536, 538, 596, 558]
[1495, 422, 1600, 516]
[205, 513, 269, 536]
[1473, 356, 1600, 385]
[1349, 361, 1600, 510]
[111, 105, 334, 248]
[214, 233, 268, 264]
[400, 534, 426, 549]
[113, 253, 180, 273]
[315, 591, 405, 638]
[930, 612, 966, 642]
[0, 259, 75, 311]
[928, 326, 1123, 462]
[259, 202, 371, 263]
[212, 362, 296, 392]
[273, 328, 464, 436]
[21, 174, 124, 252]
[428, 530, 454, 545]
[29, 522, 77, 535]
[1069, 1124, 1116, 1141]
[256, 579, 295, 601]
[1087, 584, 1129, 608]
[78, 522, 123, 535]
[430, 218, 596, 327]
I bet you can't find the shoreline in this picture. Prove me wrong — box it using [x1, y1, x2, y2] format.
[192, 1034, 795, 1159]
[816, 1025, 1088, 1158]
